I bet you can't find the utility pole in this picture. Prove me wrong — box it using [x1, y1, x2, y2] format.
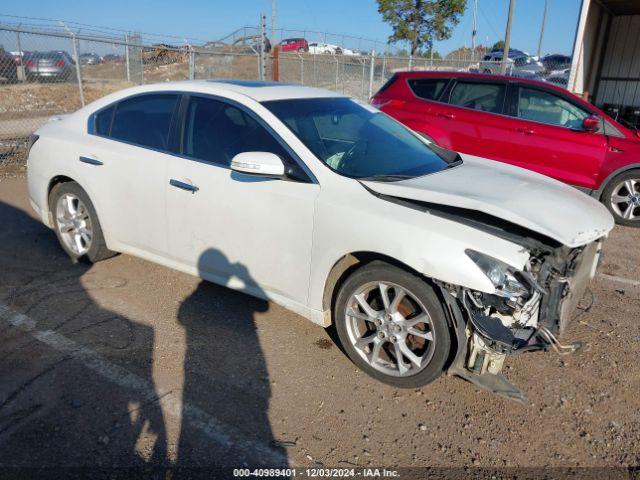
[501, 0, 515, 74]
[471, 0, 478, 61]
[537, 0, 549, 59]
[271, 0, 276, 44]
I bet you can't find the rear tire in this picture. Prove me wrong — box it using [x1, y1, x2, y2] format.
[333, 262, 451, 388]
[601, 169, 640, 227]
[49, 182, 117, 263]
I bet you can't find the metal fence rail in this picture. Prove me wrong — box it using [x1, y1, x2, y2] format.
[0, 24, 525, 167]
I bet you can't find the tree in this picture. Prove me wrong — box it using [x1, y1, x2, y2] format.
[377, 0, 466, 56]
[491, 40, 505, 52]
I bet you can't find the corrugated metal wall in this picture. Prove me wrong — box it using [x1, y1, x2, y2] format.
[596, 14, 640, 107]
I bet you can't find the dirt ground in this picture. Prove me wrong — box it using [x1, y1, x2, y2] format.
[0, 173, 639, 479]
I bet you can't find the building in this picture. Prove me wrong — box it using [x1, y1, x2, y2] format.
[569, 0, 640, 124]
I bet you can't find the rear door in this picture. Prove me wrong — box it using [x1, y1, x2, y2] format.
[431, 78, 513, 161]
[500, 84, 606, 188]
[86, 93, 179, 255]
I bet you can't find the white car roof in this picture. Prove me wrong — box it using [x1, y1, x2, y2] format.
[109, 80, 348, 103]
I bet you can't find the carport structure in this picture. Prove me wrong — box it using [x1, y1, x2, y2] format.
[569, 0, 640, 125]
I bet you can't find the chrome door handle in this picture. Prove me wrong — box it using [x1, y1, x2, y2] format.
[517, 127, 535, 135]
[437, 112, 456, 120]
[169, 179, 199, 192]
[79, 155, 103, 166]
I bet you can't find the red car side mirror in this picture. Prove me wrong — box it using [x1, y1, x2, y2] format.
[582, 115, 601, 133]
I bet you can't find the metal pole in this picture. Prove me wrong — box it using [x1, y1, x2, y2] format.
[501, 0, 515, 74]
[16, 28, 25, 83]
[368, 50, 376, 99]
[71, 33, 85, 107]
[381, 53, 386, 82]
[189, 44, 195, 80]
[471, 0, 478, 61]
[271, 0, 276, 44]
[537, 0, 549, 59]
[409, 53, 413, 71]
[259, 14, 265, 81]
[125, 34, 131, 82]
[300, 53, 304, 84]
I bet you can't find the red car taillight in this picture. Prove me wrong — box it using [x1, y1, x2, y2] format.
[24, 59, 34, 67]
[55, 60, 65, 67]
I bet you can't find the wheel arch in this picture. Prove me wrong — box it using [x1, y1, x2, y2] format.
[596, 163, 640, 199]
[321, 251, 429, 316]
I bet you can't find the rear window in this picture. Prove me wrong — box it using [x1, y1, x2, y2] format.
[109, 94, 178, 150]
[407, 78, 448, 101]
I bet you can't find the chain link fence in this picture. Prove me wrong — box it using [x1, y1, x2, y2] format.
[0, 24, 570, 168]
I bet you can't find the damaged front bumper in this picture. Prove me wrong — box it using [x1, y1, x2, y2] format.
[439, 238, 605, 403]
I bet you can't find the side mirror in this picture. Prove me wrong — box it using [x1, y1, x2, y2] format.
[230, 152, 285, 177]
[582, 115, 601, 133]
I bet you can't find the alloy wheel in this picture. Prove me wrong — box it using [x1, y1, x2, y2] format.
[55, 193, 93, 256]
[610, 178, 640, 222]
[344, 281, 435, 377]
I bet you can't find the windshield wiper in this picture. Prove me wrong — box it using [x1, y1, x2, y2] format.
[359, 174, 415, 182]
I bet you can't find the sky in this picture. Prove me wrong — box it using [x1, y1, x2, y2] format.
[0, 0, 583, 56]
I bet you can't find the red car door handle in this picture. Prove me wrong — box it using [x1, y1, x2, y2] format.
[517, 127, 535, 135]
[437, 112, 456, 120]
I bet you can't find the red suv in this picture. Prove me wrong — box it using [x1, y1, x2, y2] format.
[372, 71, 640, 226]
[279, 38, 309, 53]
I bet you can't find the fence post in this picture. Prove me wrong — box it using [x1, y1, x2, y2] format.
[381, 54, 386, 82]
[258, 14, 266, 81]
[299, 53, 304, 85]
[408, 54, 413, 71]
[15, 28, 26, 82]
[70, 32, 85, 107]
[188, 45, 195, 80]
[335, 57, 339, 90]
[125, 34, 131, 82]
[368, 50, 375, 100]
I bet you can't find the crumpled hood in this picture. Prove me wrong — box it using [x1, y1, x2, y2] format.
[362, 154, 614, 248]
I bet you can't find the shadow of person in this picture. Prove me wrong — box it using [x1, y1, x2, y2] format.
[0, 201, 168, 468]
[176, 249, 288, 468]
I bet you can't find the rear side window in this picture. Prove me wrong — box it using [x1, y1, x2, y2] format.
[448, 81, 506, 113]
[94, 105, 115, 136]
[407, 78, 448, 101]
[110, 94, 178, 150]
[182, 96, 291, 167]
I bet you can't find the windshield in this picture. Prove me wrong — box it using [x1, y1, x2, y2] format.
[262, 97, 452, 180]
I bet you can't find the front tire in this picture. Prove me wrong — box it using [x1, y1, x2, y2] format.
[602, 169, 640, 227]
[334, 262, 451, 388]
[49, 182, 116, 263]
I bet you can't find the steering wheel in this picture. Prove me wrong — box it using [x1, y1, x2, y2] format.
[339, 139, 367, 174]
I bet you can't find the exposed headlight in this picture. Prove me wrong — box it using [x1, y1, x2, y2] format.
[466, 250, 528, 299]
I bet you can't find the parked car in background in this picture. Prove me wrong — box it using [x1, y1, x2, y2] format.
[24, 51, 75, 82]
[481, 49, 545, 79]
[79, 53, 102, 65]
[27, 80, 613, 399]
[308, 42, 332, 54]
[279, 38, 308, 53]
[372, 71, 640, 226]
[542, 54, 572, 74]
[544, 69, 570, 88]
[102, 54, 123, 63]
[0, 47, 18, 83]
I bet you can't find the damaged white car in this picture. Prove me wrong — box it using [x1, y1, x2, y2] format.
[26, 81, 614, 401]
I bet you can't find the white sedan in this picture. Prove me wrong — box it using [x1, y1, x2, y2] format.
[27, 80, 613, 400]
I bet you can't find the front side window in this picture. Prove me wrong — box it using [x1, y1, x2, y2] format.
[516, 87, 590, 129]
[182, 96, 292, 167]
[448, 81, 506, 113]
[110, 94, 178, 150]
[407, 78, 448, 101]
[263, 97, 452, 180]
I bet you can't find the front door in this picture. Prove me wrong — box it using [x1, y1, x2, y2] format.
[500, 85, 606, 189]
[164, 95, 319, 306]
